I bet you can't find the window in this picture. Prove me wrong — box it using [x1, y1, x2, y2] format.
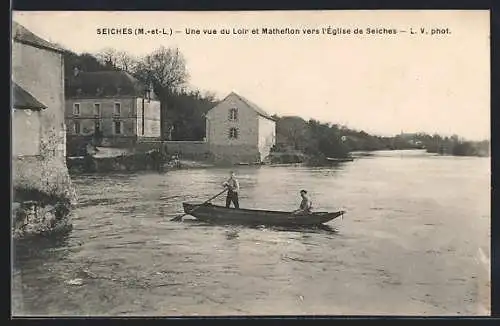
[73, 103, 80, 116]
[228, 108, 238, 121]
[74, 121, 80, 134]
[94, 103, 101, 116]
[114, 121, 122, 134]
[114, 102, 121, 116]
[229, 127, 238, 139]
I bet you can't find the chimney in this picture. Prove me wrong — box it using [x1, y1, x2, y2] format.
[73, 67, 80, 77]
[146, 82, 153, 102]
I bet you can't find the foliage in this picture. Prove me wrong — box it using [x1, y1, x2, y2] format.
[63, 49, 489, 157]
[133, 46, 189, 92]
[166, 90, 219, 140]
[274, 115, 489, 159]
[64, 50, 112, 76]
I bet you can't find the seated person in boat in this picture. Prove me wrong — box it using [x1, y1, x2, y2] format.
[292, 189, 312, 215]
[222, 171, 240, 209]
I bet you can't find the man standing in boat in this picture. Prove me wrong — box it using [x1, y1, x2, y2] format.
[223, 171, 240, 209]
[292, 189, 313, 215]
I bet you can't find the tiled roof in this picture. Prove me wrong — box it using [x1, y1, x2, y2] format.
[213, 92, 276, 121]
[12, 21, 66, 53]
[66, 70, 146, 98]
[12, 82, 47, 110]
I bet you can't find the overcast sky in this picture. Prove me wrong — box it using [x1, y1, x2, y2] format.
[13, 11, 490, 140]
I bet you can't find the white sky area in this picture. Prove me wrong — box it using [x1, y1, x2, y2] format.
[13, 10, 490, 140]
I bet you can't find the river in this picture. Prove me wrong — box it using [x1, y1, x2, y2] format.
[12, 150, 490, 316]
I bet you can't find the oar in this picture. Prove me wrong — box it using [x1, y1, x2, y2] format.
[170, 188, 228, 222]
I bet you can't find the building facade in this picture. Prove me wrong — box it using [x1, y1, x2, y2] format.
[65, 70, 161, 154]
[205, 92, 276, 164]
[12, 21, 67, 159]
[12, 83, 46, 156]
[12, 21, 76, 238]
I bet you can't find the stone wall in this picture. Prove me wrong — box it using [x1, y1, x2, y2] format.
[12, 156, 77, 239]
[12, 40, 66, 159]
[205, 93, 276, 164]
[209, 144, 261, 165]
[12, 36, 76, 239]
[164, 141, 210, 159]
[206, 93, 259, 147]
[12, 109, 42, 156]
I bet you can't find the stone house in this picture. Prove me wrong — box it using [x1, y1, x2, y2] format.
[65, 70, 161, 155]
[12, 82, 47, 155]
[12, 21, 76, 238]
[205, 92, 276, 164]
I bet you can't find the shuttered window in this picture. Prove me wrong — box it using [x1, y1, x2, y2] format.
[228, 127, 238, 139]
[228, 108, 238, 121]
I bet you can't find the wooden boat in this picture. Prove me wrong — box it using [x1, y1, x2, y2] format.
[326, 157, 354, 163]
[182, 202, 345, 226]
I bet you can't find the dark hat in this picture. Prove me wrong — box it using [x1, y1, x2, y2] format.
[300, 189, 307, 194]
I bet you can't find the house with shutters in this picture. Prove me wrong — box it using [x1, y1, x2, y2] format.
[205, 92, 277, 164]
[65, 70, 161, 155]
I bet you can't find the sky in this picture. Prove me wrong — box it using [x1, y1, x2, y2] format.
[13, 11, 490, 140]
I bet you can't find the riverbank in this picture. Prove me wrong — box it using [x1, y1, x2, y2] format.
[12, 156, 77, 239]
[66, 155, 217, 174]
[12, 151, 489, 316]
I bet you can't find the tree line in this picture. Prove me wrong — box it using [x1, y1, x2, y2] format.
[272, 116, 489, 161]
[63, 47, 489, 159]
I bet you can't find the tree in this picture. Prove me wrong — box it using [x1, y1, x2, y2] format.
[166, 90, 218, 140]
[95, 47, 120, 69]
[134, 46, 189, 92]
[114, 51, 139, 72]
[63, 51, 110, 76]
[275, 116, 309, 150]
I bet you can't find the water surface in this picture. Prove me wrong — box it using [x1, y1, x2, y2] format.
[12, 150, 490, 316]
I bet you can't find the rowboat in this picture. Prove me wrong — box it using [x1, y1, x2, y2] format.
[182, 202, 345, 226]
[326, 157, 354, 163]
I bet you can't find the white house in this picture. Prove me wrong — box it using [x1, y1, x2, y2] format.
[205, 92, 276, 164]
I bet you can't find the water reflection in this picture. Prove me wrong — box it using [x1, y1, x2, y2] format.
[12, 151, 490, 316]
[179, 219, 338, 235]
[13, 229, 73, 267]
[13, 229, 75, 315]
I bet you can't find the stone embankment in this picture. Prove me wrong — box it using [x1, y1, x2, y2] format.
[12, 156, 77, 239]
